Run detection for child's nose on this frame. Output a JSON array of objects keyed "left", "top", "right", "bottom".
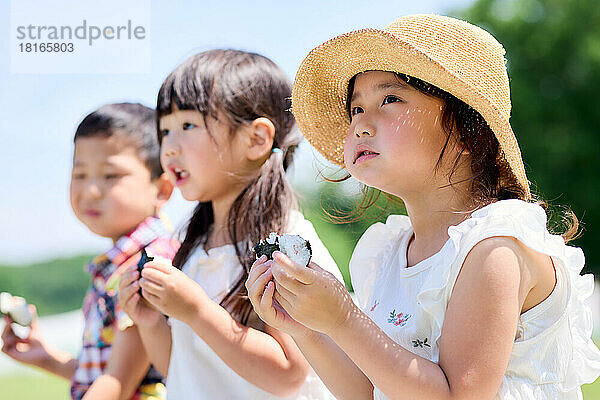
[
  {"left": 83, "top": 181, "right": 102, "bottom": 199},
  {"left": 160, "top": 134, "right": 182, "bottom": 158},
  {"left": 163, "top": 147, "right": 181, "bottom": 157},
  {"left": 353, "top": 113, "right": 377, "bottom": 138},
  {"left": 354, "top": 122, "right": 376, "bottom": 138}
]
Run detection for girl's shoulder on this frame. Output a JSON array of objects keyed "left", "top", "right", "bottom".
[
  {"left": 446, "top": 200, "right": 600, "bottom": 394},
  {"left": 441, "top": 199, "right": 564, "bottom": 299},
  {"left": 453, "top": 199, "right": 548, "bottom": 239}
]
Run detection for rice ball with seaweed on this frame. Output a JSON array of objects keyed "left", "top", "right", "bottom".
[
  {"left": 253, "top": 232, "right": 281, "bottom": 260},
  {"left": 253, "top": 232, "right": 312, "bottom": 266},
  {"left": 279, "top": 234, "right": 312, "bottom": 266}
]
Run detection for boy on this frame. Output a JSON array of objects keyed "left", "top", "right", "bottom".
[{"left": 1, "top": 103, "right": 179, "bottom": 399}]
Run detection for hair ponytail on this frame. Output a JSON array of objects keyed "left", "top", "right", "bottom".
[{"left": 223, "top": 148, "right": 298, "bottom": 322}]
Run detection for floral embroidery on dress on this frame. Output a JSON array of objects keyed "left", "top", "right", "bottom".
[
  {"left": 370, "top": 300, "right": 379, "bottom": 312},
  {"left": 412, "top": 338, "right": 431, "bottom": 348},
  {"left": 388, "top": 309, "right": 411, "bottom": 326}
]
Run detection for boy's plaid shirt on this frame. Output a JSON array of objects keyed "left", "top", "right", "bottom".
[{"left": 70, "top": 216, "right": 179, "bottom": 400}]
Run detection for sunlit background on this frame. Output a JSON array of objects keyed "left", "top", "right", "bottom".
[{"left": 2, "top": 0, "right": 599, "bottom": 398}]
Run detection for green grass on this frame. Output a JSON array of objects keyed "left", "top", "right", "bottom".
[
  {"left": 583, "top": 376, "right": 600, "bottom": 399},
  {"left": 0, "top": 371, "right": 70, "bottom": 400}
]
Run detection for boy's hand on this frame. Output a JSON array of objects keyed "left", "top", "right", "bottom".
[
  {"left": 118, "top": 266, "right": 162, "bottom": 328},
  {"left": 270, "top": 251, "right": 355, "bottom": 336},
  {"left": 139, "top": 260, "right": 208, "bottom": 323},
  {"left": 246, "top": 255, "right": 313, "bottom": 339},
  {"left": 1, "top": 305, "right": 50, "bottom": 367}
]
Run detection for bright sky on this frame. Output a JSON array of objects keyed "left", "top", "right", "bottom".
[{"left": 0, "top": 0, "right": 473, "bottom": 265}]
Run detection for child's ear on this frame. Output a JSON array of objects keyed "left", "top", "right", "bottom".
[
  {"left": 245, "top": 117, "right": 275, "bottom": 161},
  {"left": 153, "top": 173, "right": 174, "bottom": 210}
]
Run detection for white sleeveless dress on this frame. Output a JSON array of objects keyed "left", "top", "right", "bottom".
[
  {"left": 166, "top": 211, "right": 340, "bottom": 399},
  {"left": 349, "top": 199, "right": 600, "bottom": 399}
]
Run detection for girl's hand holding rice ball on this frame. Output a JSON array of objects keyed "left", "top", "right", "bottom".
[
  {"left": 119, "top": 249, "right": 211, "bottom": 325},
  {"left": 248, "top": 233, "right": 354, "bottom": 338}
]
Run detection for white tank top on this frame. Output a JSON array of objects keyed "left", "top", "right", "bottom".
[
  {"left": 349, "top": 199, "right": 600, "bottom": 400},
  {"left": 166, "top": 212, "right": 340, "bottom": 399}
]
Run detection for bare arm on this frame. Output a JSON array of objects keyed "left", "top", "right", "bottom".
[
  {"left": 181, "top": 295, "right": 309, "bottom": 397},
  {"left": 270, "top": 239, "right": 531, "bottom": 400},
  {"left": 293, "top": 330, "right": 374, "bottom": 400},
  {"left": 246, "top": 257, "right": 373, "bottom": 399},
  {"left": 82, "top": 326, "right": 151, "bottom": 400},
  {"left": 118, "top": 266, "right": 172, "bottom": 377},
  {"left": 138, "top": 260, "right": 310, "bottom": 398},
  {"left": 137, "top": 314, "right": 172, "bottom": 377},
  {"left": 36, "top": 345, "right": 78, "bottom": 380},
  {"left": 1, "top": 308, "right": 77, "bottom": 380}
]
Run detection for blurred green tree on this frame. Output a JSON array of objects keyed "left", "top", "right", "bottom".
[
  {"left": 308, "top": 0, "right": 600, "bottom": 282},
  {"left": 456, "top": 0, "right": 600, "bottom": 274}
]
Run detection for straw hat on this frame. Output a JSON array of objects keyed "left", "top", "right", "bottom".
[{"left": 292, "top": 14, "right": 530, "bottom": 199}]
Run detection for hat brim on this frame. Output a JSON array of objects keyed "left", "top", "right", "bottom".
[{"left": 292, "top": 28, "right": 529, "bottom": 198}]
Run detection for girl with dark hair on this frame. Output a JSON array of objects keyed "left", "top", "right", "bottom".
[
  {"left": 247, "top": 15, "right": 600, "bottom": 400},
  {"left": 118, "top": 49, "right": 342, "bottom": 399}
]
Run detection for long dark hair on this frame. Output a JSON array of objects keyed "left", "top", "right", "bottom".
[
  {"left": 332, "top": 72, "right": 579, "bottom": 243},
  {"left": 157, "top": 49, "right": 300, "bottom": 323}
]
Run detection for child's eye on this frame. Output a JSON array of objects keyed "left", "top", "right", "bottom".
[
  {"left": 160, "top": 129, "right": 170, "bottom": 137},
  {"left": 183, "top": 122, "right": 196, "bottom": 131},
  {"left": 72, "top": 173, "right": 85, "bottom": 180},
  {"left": 382, "top": 95, "right": 402, "bottom": 105},
  {"left": 104, "top": 174, "right": 121, "bottom": 180},
  {"left": 350, "top": 106, "right": 364, "bottom": 118}
]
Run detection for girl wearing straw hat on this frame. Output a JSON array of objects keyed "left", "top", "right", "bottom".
[{"left": 247, "top": 14, "right": 600, "bottom": 400}]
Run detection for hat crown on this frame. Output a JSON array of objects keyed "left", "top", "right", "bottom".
[{"left": 385, "top": 14, "right": 512, "bottom": 118}]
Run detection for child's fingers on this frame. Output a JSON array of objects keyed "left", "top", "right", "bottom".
[
  {"left": 271, "top": 263, "right": 305, "bottom": 294},
  {"left": 250, "top": 255, "right": 268, "bottom": 271},
  {"left": 273, "top": 280, "right": 297, "bottom": 303},
  {"left": 272, "top": 288, "right": 295, "bottom": 316},
  {"left": 1, "top": 339, "right": 15, "bottom": 357},
  {"left": 272, "top": 251, "right": 315, "bottom": 285},
  {"left": 248, "top": 268, "right": 273, "bottom": 307},
  {"left": 119, "top": 267, "right": 139, "bottom": 287},
  {"left": 124, "top": 291, "right": 141, "bottom": 312},
  {"left": 141, "top": 267, "right": 169, "bottom": 284},
  {"left": 143, "top": 260, "right": 173, "bottom": 274},
  {"left": 141, "top": 290, "right": 161, "bottom": 308},
  {"left": 119, "top": 279, "right": 139, "bottom": 303},
  {"left": 139, "top": 278, "right": 163, "bottom": 297},
  {"left": 246, "top": 259, "right": 271, "bottom": 290},
  {"left": 28, "top": 305, "right": 39, "bottom": 332},
  {"left": 260, "top": 281, "right": 277, "bottom": 315},
  {"left": 306, "top": 261, "right": 327, "bottom": 275},
  {"left": 1, "top": 321, "right": 16, "bottom": 347}
]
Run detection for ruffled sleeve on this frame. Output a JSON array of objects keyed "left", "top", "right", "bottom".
[
  {"left": 414, "top": 199, "right": 600, "bottom": 396},
  {"left": 557, "top": 245, "right": 600, "bottom": 391},
  {"left": 349, "top": 214, "right": 411, "bottom": 311}
]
